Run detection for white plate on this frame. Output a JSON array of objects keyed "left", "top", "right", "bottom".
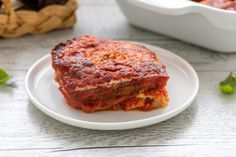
[{"left": 25, "top": 43, "right": 199, "bottom": 130}]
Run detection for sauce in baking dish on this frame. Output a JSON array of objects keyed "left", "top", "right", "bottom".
[{"left": 194, "top": 0, "right": 236, "bottom": 10}]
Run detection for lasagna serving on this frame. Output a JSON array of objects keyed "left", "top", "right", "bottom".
[
  {"left": 51, "top": 35, "right": 169, "bottom": 112},
  {"left": 193, "top": 0, "right": 236, "bottom": 10}
]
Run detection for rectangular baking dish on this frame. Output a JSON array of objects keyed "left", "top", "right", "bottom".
[{"left": 116, "top": 0, "right": 236, "bottom": 53}]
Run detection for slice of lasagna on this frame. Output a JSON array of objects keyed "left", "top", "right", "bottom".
[{"left": 51, "top": 35, "right": 169, "bottom": 112}]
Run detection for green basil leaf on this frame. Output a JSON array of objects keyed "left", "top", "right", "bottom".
[
  {"left": 220, "top": 72, "right": 236, "bottom": 94},
  {"left": 0, "top": 68, "right": 10, "bottom": 85}
]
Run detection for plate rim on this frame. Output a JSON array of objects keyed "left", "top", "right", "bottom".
[{"left": 25, "top": 43, "right": 199, "bottom": 130}]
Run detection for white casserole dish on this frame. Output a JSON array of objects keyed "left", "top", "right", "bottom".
[{"left": 116, "top": 0, "right": 236, "bottom": 53}]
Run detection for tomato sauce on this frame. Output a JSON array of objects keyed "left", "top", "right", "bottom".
[{"left": 194, "top": 0, "right": 236, "bottom": 10}]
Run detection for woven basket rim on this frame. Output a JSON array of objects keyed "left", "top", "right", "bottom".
[{"left": 0, "top": 0, "right": 78, "bottom": 38}]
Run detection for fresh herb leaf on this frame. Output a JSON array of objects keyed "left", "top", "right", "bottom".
[
  {"left": 220, "top": 84, "right": 234, "bottom": 94},
  {"left": 0, "top": 68, "right": 10, "bottom": 85},
  {"left": 220, "top": 72, "right": 236, "bottom": 94}
]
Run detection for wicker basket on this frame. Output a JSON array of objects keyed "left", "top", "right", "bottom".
[{"left": 0, "top": 0, "right": 78, "bottom": 38}]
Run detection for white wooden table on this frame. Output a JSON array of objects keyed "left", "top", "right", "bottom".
[{"left": 1, "top": 0, "right": 236, "bottom": 156}]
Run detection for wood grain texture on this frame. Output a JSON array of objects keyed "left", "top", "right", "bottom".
[{"left": 0, "top": 0, "right": 236, "bottom": 156}]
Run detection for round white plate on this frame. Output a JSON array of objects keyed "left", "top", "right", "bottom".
[{"left": 25, "top": 43, "right": 199, "bottom": 130}]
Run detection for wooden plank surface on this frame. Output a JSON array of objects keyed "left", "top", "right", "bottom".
[{"left": 0, "top": 0, "right": 236, "bottom": 156}]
